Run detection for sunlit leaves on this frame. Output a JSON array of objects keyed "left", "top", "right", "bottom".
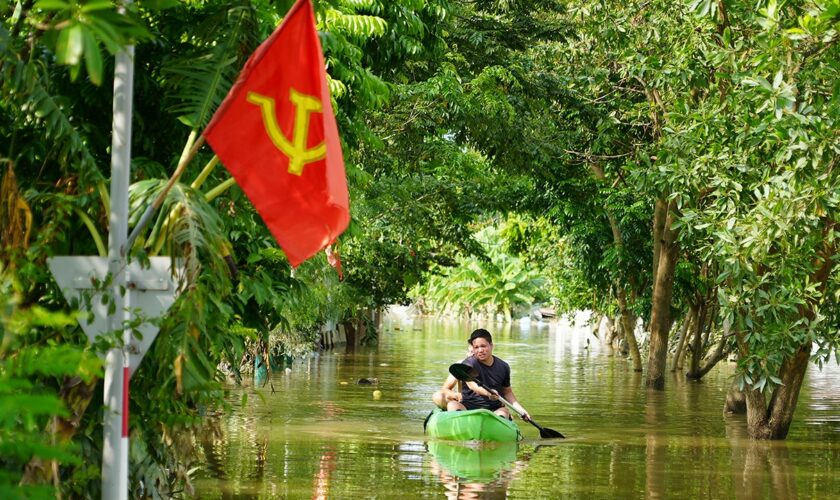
[
  {"left": 55, "top": 24, "right": 84, "bottom": 66},
  {"left": 136, "top": 0, "right": 181, "bottom": 10},
  {"left": 785, "top": 0, "right": 840, "bottom": 45},
  {"left": 415, "top": 224, "right": 546, "bottom": 320},
  {"left": 741, "top": 70, "right": 798, "bottom": 119},
  {"left": 32, "top": 0, "right": 150, "bottom": 85},
  {"left": 324, "top": 9, "right": 387, "bottom": 37},
  {"left": 340, "top": 0, "right": 382, "bottom": 10},
  {"left": 688, "top": 0, "right": 717, "bottom": 19},
  {"left": 758, "top": 0, "right": 781, "bottom": 31}
]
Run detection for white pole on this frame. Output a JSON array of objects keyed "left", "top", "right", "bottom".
[{"left": 104, "top": 19, "right": 134, "bottom": 499}]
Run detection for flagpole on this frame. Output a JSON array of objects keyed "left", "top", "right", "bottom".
[{"left": 104, "top": 1, "right": 134, "bottom": 497}]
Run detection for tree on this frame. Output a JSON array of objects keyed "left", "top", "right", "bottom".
[
  {"left": 546, "top": 0, "right": 839, "bottom": 434},
  {"left": 416, "top": 222, "right": 546, "bottom": 321},
  {"left": 2, "top": 0, "right": 464, "bottom": 492}
]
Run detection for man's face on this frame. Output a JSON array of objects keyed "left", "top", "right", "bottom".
[{"left": 470, "top": 337, "right": 493, "bottom": 363}]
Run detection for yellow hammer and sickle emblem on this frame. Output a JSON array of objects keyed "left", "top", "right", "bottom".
[{"left": 247, "top": 89, "right": 326, "bottom": 176}]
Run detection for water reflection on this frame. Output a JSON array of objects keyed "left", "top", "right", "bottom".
[
  {"left": 427, "top": 441, "right": 518, "bottom": 481},
  {"left": 312, "top": 444, "right": 337, "bottom": 500},
  {"left": 724, "top": 417, "right": 798, "bottom": 500},
  {"left": 427, "top": 441, "right": 524, "bottom": 499},
  {"left": 645, "top": 391, "right": 666, "bottom": 499}
]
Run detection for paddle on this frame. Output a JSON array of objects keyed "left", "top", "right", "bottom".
[{"left": 449, "top": 363, "right": 565, "bottom": 439}]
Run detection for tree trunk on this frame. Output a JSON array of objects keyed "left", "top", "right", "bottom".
[
  {"left": 686, "top": 334, "right": 729, "bottom": 380},
  {"left": 737, "top": 333, "right": 811, "bottom": 439},
  {"left": 723, "top": 382, "right": 746, "bottom": 415},
  {"left": 601, "top": 315, "right": 618, "bottom": 347},
  {"left": 373, "top": 308, "right": 382, "bottom": 332},
  {"left": 686, "top": 305, "right": 729, "bottom": 380},
  {"left": 342, "top": 319, "right": 357, "bottom": 349},
  {"left": 616, "top": 286, "right": 642, "bottom": 371},
  {"left": 590, "top": 313, "right": 601, "bottom": 341},
  {"left": 671, "top": 311, "right": 693, "bottom": 372},
  {"left": 647, "top": 199, "right": 679, "bottom": 390},
  {"left": 701, "top": 301, "right": 717, "bottom": 348},
  {"left": 589, "top": 163, "right": 643, "bottom": 369},
  {"left": 651, "top": 198, "right": 667, "bottom": 297},
  {"left": 762, "top": 345, "right": 811, "bottom": 439},
  {"left": 688, "top": 302, "right": 707, "bottom": 375},
  {"left": 356, "top": 310, "right": 366, "bottom": 343}
]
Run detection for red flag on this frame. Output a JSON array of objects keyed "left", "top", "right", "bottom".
[{"left": 204, "top": 0, "right": 349, "bottom": 267}]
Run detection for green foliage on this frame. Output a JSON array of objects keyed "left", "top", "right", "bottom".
[
  {"left": 30, "top": 0, "right": 150, "bottom": 85},
  {"left": 3, "top": 0, "right": 481, "bottom": 493},
  {"left": 0, "top": 27, "right": 102, "bottom": 186},
  {"left": 128, "top": 178, "right": 230, "bottom": 278},
  {"left": 5, "top": 0, "right": 837, "bottom": 491},
  {"left": 415, "top": 223, "right": 546, "bottom": 320},
  {"left": 0, "top": 268, "right": 102, "bottom": 498},
  {"left": 390, "top": 0, "right": 839, "bottom": 402},
  {"left": 272, "top": 257, "right": 349, "bottom": 354},
  {"left": 670, "top": 0, "right": 839, "bottom": 388},
  {"left": 158, "top": 3, "right": 260, "bottom": 129},
  {"left": 551, "top": 0, "right": 840, "bottom": 391}
]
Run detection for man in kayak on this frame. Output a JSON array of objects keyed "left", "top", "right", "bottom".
[
  {"left": 447, "top": 329, "right": 530, "bottom": 422},
  {"left": 432, "top": 343, "right": 474, "bottom": 409}
]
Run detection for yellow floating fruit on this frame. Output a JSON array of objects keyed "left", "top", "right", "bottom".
[{"left": 372, "top": 390, "right": 382, "bottom": 400}]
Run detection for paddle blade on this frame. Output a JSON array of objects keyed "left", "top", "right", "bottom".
[
  {"left": 539, "top": 427, "right": 565, "bottom": 439},
  {"left": 526, "top": 417, "right": 565, "bottom": 439},
  {"left": 448, "top": 363, "right": 478, "bottom": 382}
]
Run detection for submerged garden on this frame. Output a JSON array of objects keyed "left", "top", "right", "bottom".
[{"left": 1, "top": 0, "right": 839, "bottom": 497}]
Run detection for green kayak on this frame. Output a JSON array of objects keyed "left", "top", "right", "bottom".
[
  {"left": 425, "top": 408, "right": 522, "bottom": 442},
  {"left": 428, "top": 440, "right": 518, "bottom": 481}
]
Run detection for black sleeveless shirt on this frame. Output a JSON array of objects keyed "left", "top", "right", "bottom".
[{"left": 459, "top": 355, "right": 510, "bottom": 411}]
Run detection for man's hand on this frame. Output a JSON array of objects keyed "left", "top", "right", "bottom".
[
  {"left": 511, "top": 401, "right": 530, "bottom": 421},
  {"left": 446, "top": 392, "right": 462, "bottom": 402}
]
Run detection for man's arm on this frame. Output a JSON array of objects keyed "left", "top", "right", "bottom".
[
  {"left": 441, "top": 374, "right": 461, "bottom": 401},
  {"left": 500, "top": 386, "right": 530, "bottom": 421},
  {"left": 466, "top": 380, "right": 497, "bottom": 400}
]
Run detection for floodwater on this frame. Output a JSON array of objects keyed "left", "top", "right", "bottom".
[{"left": 194, "top": 315, "right": 840, "bottom": 498}]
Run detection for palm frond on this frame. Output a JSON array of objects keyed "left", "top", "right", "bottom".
[
  {"left": 128, "top": 179, "right": 230, "bottom": 289},
  {"left": 1, "top": 27, "right": 101, "bottom": 185},
  {"left": 163, "top": 54, "right": 239, "bottom": 129},
  {"left": 161, "top": 5, "right": 259, "bottom": 129}
]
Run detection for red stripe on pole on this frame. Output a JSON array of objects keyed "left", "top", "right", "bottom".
[{"left": 122, "top": 366, "right": 129, "bottom": 438}]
